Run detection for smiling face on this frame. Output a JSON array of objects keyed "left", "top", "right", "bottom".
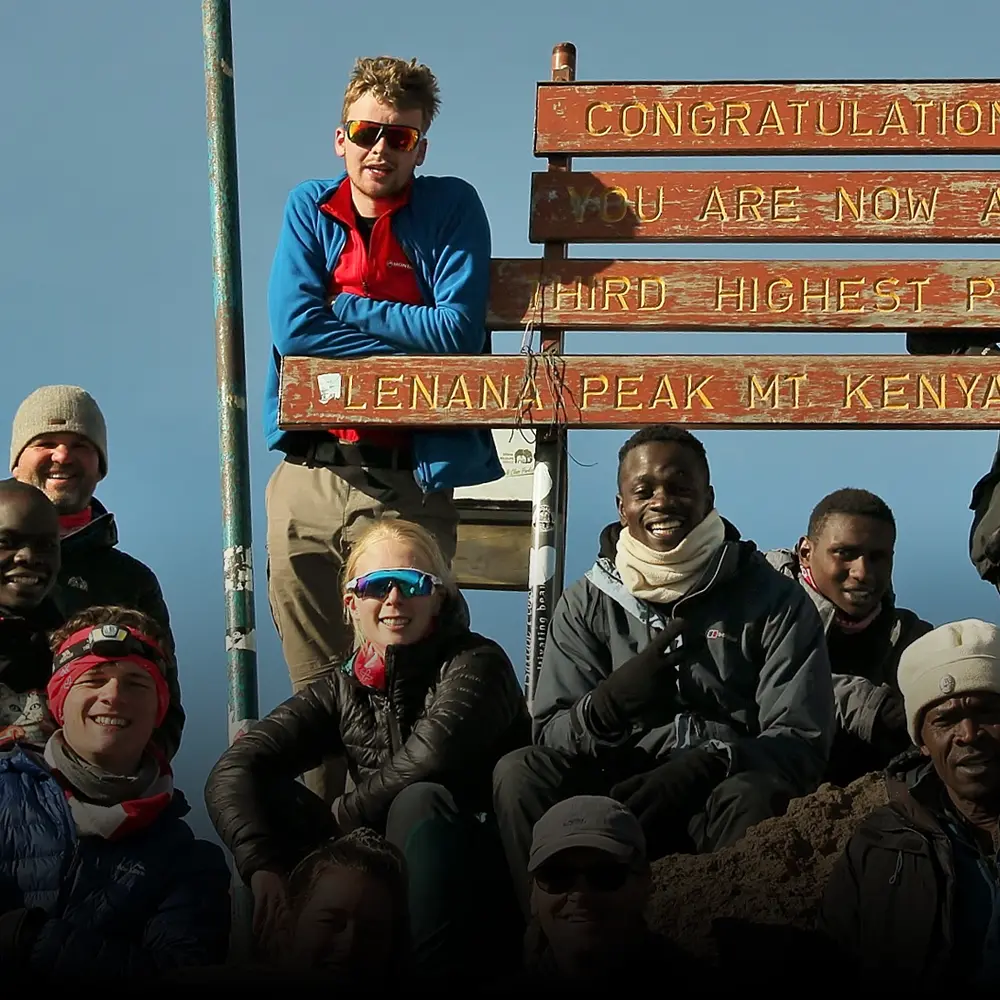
[
  {"left": 344, "top": 537, "right": 443, "bottom": 654},
  {"left": 531, "top": 846, "right": 650, "bottom": 970},
  {"left": 616, "top": 441, "right": 714, "bottom": 552},
  {"left": 13, "top": 432, "right": 101, "bottom": 515},
  {"left": 919, "top": 691, "right": 1000, "bottom": 815},
  {"left": 0, "top": 487, "right": 60, "bottom": 611},
  {"left": 293, "top": 866, "right": 397, "bottom": 979},
  {"left": 334, "top": 93, "right": 427, "bottom": 217},
  {"left": 60, "top": 660, "right": 160, "bottom": 773},
  {"left": 799, "top": 513, "right": 894, "bottom": 620}
]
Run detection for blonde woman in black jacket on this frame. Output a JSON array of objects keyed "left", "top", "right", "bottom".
[{"left": 205, "top": 518, "right": 529, "bottom": 982}]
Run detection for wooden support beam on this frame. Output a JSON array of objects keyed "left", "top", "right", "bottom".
[
  {"left": 279, "top": 354, "right": 1000, "bottom": 430},
  {"left": 529, "top": 170, "right": 1000, "bottom": 243},
  {"left": 535, "top": 82, "right": 1000, "bottom": 155},
  {"left": 486, "top": 258, "right": 1000, "bottom": 331}
]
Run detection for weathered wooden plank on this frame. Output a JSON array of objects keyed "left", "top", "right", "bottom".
[
  {"left": 278, "top": 355, "right": 1000, "bottom": 430},
  {"left": 487, "top": 258, "right": 1000, "bottom": 331},
  {"left": 535, "top": 82, "right": 1000, "bottom": 155},
  {"left": 453, "top": 522, "right": 532, "bottom": 591},
  {"left": 530, "top": 170, "right": 1000, "bottom": 242}
]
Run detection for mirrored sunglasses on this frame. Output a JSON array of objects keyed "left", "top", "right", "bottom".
[
  {"left": 533, "top": 860, "right": 634, "bottom": 894},
  {"left": 344, "top": 119, "right": 423, "bottom": 152},
  {"left": 346, "top": 568, "right": 442, "bottom": 600}
]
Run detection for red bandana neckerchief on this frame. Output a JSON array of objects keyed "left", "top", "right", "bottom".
[
  {"left": 58, "top": 507, "right": 93, "bottom": 537},
  {"left": 353, "top": 643, "right": 387, "bottom": 691},
  {"left": 801, "top": 566, "right": 882, "bottom": 633},
  {"left": 43, "top": 733, "right": 174, "bottom": 840}
]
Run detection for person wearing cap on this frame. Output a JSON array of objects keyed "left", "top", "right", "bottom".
[
  {"left": 9, "top": 385, "right": 183, "bottom": 759},
  {"left": 818, "top": 618, "right": 1000, "bottom": 986},
  {"left": 0, "top": 479, "right": 63, "bottom": 747},
  {"left": 511, "top": 795, "right": 699, "bottom": 987},
  {"left": 0, "top": 604, "right": 230, "bottom": 983}
]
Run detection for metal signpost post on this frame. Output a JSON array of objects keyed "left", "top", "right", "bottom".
[{"left": 202, "top": 0, "right": 258, "bottom": 954}]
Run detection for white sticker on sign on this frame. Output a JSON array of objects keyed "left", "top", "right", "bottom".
[{"left": 317, "top": 373, "right": 343, "bottom": 404}]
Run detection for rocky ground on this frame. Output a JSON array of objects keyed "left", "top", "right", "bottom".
[{"left": 647, "top": 772, "right": 890, "bottom": 959}]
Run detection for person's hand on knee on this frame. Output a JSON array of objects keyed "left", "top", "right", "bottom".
[{"left": 610, "top": 748, "right": 728, "bottom": 852}]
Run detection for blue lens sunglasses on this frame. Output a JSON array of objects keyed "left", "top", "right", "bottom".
[{"left": 346, "top": 568, "right": 443, "bottom": 600}]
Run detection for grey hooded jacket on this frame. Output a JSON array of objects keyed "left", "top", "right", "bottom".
[
  {"left": 764, "top": 548, "right": 933, "bottom": 743},
  {"left": 533, "top": 520, "right": 836, "bottom": 796}
]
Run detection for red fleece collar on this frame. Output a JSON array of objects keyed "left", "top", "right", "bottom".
[
  {"left": 801, "top": 566, "right": 882, "bottom": 633},
  {"left": 58, "top": 507, "right": 93, "bottom": 536}
]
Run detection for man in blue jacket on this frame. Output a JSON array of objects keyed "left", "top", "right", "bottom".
[{"left": 265, "top": 55, "right": 502, "bottom": 802}]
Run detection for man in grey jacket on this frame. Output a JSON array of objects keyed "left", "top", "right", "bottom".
[
  {"left": 765, "top": 487, "right": 932, "bottom": 786},
  {"left": 493, "top": 426, "right": 835, "bottom": 914}
]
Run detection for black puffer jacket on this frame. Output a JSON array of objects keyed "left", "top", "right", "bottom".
[
  {"left": 59, "top": 499, "right": 183, "bottom": 760},
  {"left": 205, "top": 599, "right": 530, "bottom": 880}
]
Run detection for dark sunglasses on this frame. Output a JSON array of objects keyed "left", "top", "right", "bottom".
[
  {"left": 344, "top": 119, "right": 423, "bottom": 153},
  {"left": 533, "top": 861, "right": 634, "bottom": 894},
  {"left": 346, "top": 568, "right": 442, "bottom": 601}
]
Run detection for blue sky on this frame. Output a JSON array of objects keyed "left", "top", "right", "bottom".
[{"left": 3, "top": 0, "right": 999, "bottom": 837}]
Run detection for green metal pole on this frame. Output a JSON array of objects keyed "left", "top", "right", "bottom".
[{"left": 202, "top": 0, "right": 258, "bottom": 958}]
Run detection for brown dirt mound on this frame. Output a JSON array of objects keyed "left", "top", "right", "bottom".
[{"left": 647, "top": 772, "right": 889, "bottom": 956}]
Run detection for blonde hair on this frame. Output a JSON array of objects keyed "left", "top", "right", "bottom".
[
  {"left": 342, "top": 56, "right": 440, "bottom": 130},
  {"left": 343, "top": 519, "right": 457, "bottom": 645}
]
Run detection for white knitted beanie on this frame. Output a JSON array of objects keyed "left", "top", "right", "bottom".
[
  {"left": 897, "top": 618, "right": 1000, "bottom": 744},
  {"left": 10, "top": 385, "right": 108, "bottom": 477}
]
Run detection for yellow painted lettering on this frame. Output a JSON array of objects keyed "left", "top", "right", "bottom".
[
  {"left": 375, "top": 375, "right": 404, "bottom": 410},
  {"left": 844, "top": 374, "right": 874, "bottom": 408},
  {"left": 616, "top": 376, "right": 644, "bottom": 410},
  {"left": 685, "top": 375, "right": 714, "bottom": 409},
  {"left": 650, "top": 375, "right": 679, "bottom": 409},
  {"left": 882, "top": 374, "right": 911, "bottom": 410}
]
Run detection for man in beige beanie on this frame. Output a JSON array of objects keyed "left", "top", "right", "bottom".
[
  {"left": 818, "top": 618, "right": 1000, "bottom": 987},
  {"left": 9, "top": 385, "right": 184, "bottom": 758}
]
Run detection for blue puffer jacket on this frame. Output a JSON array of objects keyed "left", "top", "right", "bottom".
[
  {"left": 266, "top": 172, "right": 504, "bottom": 493},
  {"left": 0, "top": 745, "right": 231, "bottom": 979}
]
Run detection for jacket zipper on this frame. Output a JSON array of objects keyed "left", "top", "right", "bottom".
[
  {"left": 54, "top": 839, "right": 82, "bottom": 917},
  {"left": 670, "top": 546, "right": 728, "bottom": 620}
]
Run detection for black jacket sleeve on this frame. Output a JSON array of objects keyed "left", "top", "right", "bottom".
[
  {"left": 203, "top": 680, "right": 345, "bottom": 881},
  {"left": 339, "top": 642, "right": 526, "bottom": 831}
]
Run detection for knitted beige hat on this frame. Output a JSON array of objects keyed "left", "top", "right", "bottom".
[
  {"left": 10, "top": 385, "right": 108, "bottom": 477},
  {"left": 897, "top": 618, "right": 1000, "bottom": 744}
]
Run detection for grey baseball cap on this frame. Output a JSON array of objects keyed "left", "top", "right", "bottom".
[{"left": 527, "top": 795, "right": 647, "bottom": 873}]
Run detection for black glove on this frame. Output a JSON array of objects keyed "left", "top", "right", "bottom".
[
  {"left": 876, "top": 691, "right": 906, "bottom": 733},
  {"left": 610, "top": 747, "right": 729, "bottom": 841},
  {"left": 587, "top": 619, "right": 698, "bottom": 737},
  {"left": 0, "top": 907, "right": 47, "bottom": 967}
]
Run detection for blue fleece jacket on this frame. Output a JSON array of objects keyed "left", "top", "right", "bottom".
[{"left": 266, "top": 171, "right": 504, "bottom": 493}]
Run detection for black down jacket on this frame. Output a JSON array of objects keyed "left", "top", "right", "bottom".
[{"left": 205, "top": 602, "right": 530, "bottom": 880}]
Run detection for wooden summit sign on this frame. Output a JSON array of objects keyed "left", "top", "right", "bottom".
[
  {"left": 279, "top": 355, "right": 1000, "bottom": 430},
  {"left": 530, "top": 170, "right": 1000, "bottom": 242},
  {"left": 487, "top": 259, "right": 1000, "bottom": 330},
  {"left": 535, "top": 82, "right": 1000, "bottom": 155}
]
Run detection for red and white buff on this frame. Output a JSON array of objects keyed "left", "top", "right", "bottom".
[{"left": 43, "top": 733, "right": 174, "bottom": 840}]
